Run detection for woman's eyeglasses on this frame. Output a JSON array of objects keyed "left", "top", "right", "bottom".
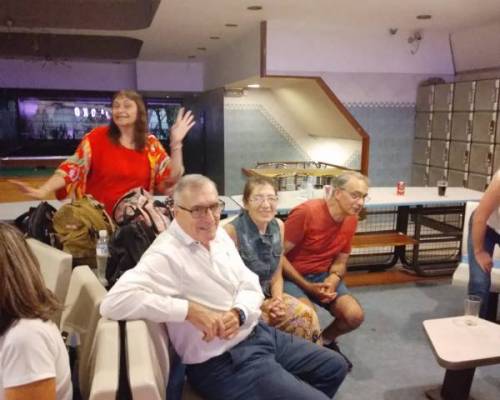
[{"left": 249, "top": 195, "right": 279, "bottom": 204}]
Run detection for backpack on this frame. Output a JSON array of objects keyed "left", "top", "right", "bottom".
[
  {"left": 111, "top": 187, "right": 172, "bottom": 234},
  {"left": 106, "top": 220, "right": 156, "bottom": 287},
  {"left": 14, "top": 201, "right": 58, "bottom": 246},
  {"left": 52, "top": 195, "right": 115, "bottom": 265}
]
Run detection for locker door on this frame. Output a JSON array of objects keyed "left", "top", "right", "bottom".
[
  {"left": 411, "top": 164, "right": 428, "bottom": 186},
  {"left": 416, "top": 86, "right": 434, "bottom": 112},
  {"left": 474, "top": 79, "right": 499, "bottom": 111},
  {"left": 415, "top": 113, "right": 432, "bottom": 139},
  {"left": 454, "top": 81, "right": 475, "bottom": 112},
  {"left": 448, "top": 141, "right": 469, "bottom": 171},
  {"left": 433, "top": 83, "right": 454, "bottom": 112},
  {"left": 429, "top": 140, "right": 448, "bottom": 168},
  {"left": 496, "top": 111, "right": 500, "bottom": 143},
  {"left": 450, "top": 112, "right": 471, "bottom": 141},
  {"left": 448, "top": 170, "right": 466, "bottom": 187},
  {"left": 413, "top": 139, "right": 430, "bottom": 164},
  {"left": 467, "top": 173, "right": 489, "bottom": 192},
  {"left": 432, "top": 112, "right": 451, "bottom": 140},
  {"left": 469, "top": 143, "right": 493, "bottom": 174},
  {"left": 492, "top": 145, "right": 500, "bottom": 173},
  {"left": 428, "top": 167, "right": 447, "bottom": 186},
  {"left": 471, "top": 112, "right": 496, "bottom": 143}
]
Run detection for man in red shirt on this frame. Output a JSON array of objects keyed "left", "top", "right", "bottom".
[{"left": 283, "top": 171, "right": 368, "bottom": 366}]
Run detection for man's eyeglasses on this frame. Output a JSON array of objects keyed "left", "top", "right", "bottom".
[
  {"left": 249, "top": 195, "right": 279, "bottom": 204},
  {"left": 177, "top": 200, "right": 225, "bottom": 219},
  {"left": 339, "top": 188, "right": 370, "bottom": 202}
]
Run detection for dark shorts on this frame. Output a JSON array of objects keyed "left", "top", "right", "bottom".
[{"left": 283, "top": 271, "right": 350, "bottom": 310}]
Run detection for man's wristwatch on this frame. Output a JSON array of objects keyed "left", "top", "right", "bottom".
[
  {"left": 331, "top": 270, "right": 343, "bottom": 280},
  {"left": 234, "top": 308, "right": 246, "bottom": 326}
]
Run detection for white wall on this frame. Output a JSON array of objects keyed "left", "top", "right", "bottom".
[
  {"left": 322, "top": 72, "right": 454, "bottom": 105},
  {"left": 451, "top": 21, "right": 500, "bottom": 73},
  {"left": 265, "top": 20, "right": 454, "bottom": 76},
  {"left": 0, "top": 59, "right": 204, "bottom": 93},
  {"left": 0, "top": 59, "right": 137, "bottom": 90},
  {"left": 136, "top": 60, "right": 203, "bottom": 92},
  {"left": 227, "top": 89, "right": 361, "bottom": 168},
  {"left": 204, "top": 24, "right": 261, "bottom": 90}
]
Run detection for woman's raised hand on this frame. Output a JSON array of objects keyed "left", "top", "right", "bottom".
[
  {"left": 170, "top": 107, "right": 195, "bottom": 146},
  {"left": 8, "top": 180, "right": 48, "bottom": 200}
]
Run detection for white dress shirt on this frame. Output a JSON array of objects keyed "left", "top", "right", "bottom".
[{"left": 100, "top": 219, "right": 264, "bottom": 364}]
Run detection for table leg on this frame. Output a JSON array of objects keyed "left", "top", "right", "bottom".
[{"left": 425, "top": 368, "right": 476, "bottom": 400}]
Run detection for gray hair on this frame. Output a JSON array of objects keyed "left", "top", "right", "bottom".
[
  {"left": 173, "top": 174, "right": 218, "bottom": 204},
  {"left": 332, "top": 171, "right": 369, "bottom": 189}
]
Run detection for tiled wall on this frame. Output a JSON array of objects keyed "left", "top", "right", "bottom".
[
  {"left": 224, "top": 105, "right": 307, "bottom": 195},
  {"left": 224, "top": 101, "right": 416, "bottom": 193},
  {"left": 347, "top": 103, "right": 416, "bottom": 186}
]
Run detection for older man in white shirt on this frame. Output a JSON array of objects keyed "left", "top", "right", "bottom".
[{"left": 100, "top": 174, "right": 347, "bottom": 400}]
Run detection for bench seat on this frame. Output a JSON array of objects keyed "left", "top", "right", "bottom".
[{"left": 352, "top": 231, "right": 417, "bottom": 249}]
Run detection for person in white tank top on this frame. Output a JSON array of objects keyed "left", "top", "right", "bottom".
[
  {"left": 469, "top": 170, "right": 500, "bottom": 319},
  {"left": 0, "top": 223, "right": 72, "bottom": 400}
]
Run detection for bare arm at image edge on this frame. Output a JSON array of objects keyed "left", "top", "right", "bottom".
[{"left": 471, "top": 174, "right": 500, "bottom": 272}]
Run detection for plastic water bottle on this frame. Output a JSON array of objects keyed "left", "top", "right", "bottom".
[{"left": 95, "top": 230, "right": 109, "bottom": 287}]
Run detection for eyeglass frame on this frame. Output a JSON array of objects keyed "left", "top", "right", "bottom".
[
  {"left": 176, "top": 199, "right": 226, "bottom": 218},
  {"left": 338, "top": 187, "right": 370, "bottom": 202},
  {"left": 248, "top": 194, "right": 279, "bottom": 204}
]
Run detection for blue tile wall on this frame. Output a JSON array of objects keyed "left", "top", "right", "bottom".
[
  {"left": 348, "top": 105, "right": 416, "bottom": 186},
  {"left": 224, "top": 107, "right": 307, "bottom": 195}
]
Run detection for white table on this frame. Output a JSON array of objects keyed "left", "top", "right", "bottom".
[
  {"left": 423, "top": 316, "right": 500, "bottom": 400},
  {"left": 232, "top": 187, "right": 484, "bottom": 276},
  {"left": 231, "top": 187, "right": 484, "bottom": 214}
]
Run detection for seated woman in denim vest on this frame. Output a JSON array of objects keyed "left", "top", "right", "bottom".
[{"left": 224, "top": 177, "right": 322, "bottom": 342}]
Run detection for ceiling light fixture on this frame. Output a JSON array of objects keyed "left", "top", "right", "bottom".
[
  {"left": 416, "top": 14, "right": 432, "bottom": 20},
  {"left": 247, "top": 84, "right": 260, "bottom": 88},
  {"left": 197, "top": 47, "right": 207, "bottom": 51},
  {"left": 209, "top": 36, "right": 220, "bottom": 40},
  {"left": 225, "top": 23, "right": 238, "bottom": 28},
  {"left": 247, "top": 6, "right": 262, "bottom": 11}
]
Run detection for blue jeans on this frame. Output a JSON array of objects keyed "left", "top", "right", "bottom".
[
  {"left": 186, "top": 322, "right": 348, "bottom": 400},
  {"left": 467, "top": 213, "right": 500, "bottom": 318},
  {"left": 283, "top": 272, "right": 350, "bottom": 309}
]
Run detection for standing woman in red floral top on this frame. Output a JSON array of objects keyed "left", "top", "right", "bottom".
[{"left": 10, "top": 90, "right": 195, "bottom": 214}]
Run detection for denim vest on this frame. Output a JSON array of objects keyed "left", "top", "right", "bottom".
[{"left": 231, "top": 211, "right": 282, "bottom": 297}]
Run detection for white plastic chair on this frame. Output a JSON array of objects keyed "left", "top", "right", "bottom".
[
  {"left": 60, "top": 265, "right": 107, "bottom": 399},
  {"left": 27, "top": 238, "right": 72, "bottom": 325},
  {"left": 88, "top": 318, "right": 120, "bottom": 400},
  {"left": 125, "top": 320, "right": 203, "bottom": 400}
]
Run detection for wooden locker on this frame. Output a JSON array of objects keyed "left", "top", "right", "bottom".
[
  {"left": 448, "top": 141, "right": 469, "bottom": 171},
  {"left": 471, "top": 112, "right": 496, "bottom": 143},
  {"left": 429, "top": 140, "right": 448, "bottom": 168},
  {"left": 416, "top": 85, "right": 434, "bottom": 112},
  {"left": 450, "top": 112, "right": 471, "bottom": 142},
  {"left": 431, "top": 112, "right": 451, "bottom": 140},
  {"left": 433, "top": 83, "right": 454, "bottom": 112},
  {"left": 474, "top": 79, "right": 499, "bottom": 111},
  {"left": 415, "top": 112, "right": 432, "bottom": 139},
  {"left": 453, "top": 81, "right": 475, "bottom": 112},
  {"left": 413, "top": 138, "right": 430, "bottom": 165},
  {"left": 469, "top": 143, "right": 493, "bottom": 174}
]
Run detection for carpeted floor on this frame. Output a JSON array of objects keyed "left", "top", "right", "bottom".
[{"left": 317, "top": 281, "right": 500, "bottom": 400}]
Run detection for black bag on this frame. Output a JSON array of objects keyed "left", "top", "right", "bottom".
[
  {"left": 106, "top": 220, "right": 156, "bottom": 288},
  {"left": 14, "top": 201, "right": 58, "bottom": 246}
]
